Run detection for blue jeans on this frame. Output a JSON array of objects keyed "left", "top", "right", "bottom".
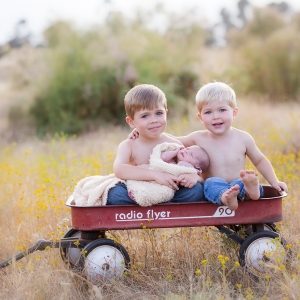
[
  {"left": 204, "top": 177, "right": 264, "bottom": 205},
  {"left": 107, "top": 183, "right": 204, "bottom": 205}
]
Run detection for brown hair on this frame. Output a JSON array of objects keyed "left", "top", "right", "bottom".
[{"left": 124, "top": 84, "right": 167, "bottom": 119}]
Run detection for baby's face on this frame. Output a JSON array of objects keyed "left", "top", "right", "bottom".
[{"left": 177, "top": 146, "right": 202, "bottom": 168}]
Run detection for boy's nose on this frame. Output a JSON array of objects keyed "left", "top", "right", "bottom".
[
  {"left": 212, "top": 112, "right": 219, "bottom": 119},
  {"left": 150, "top": 115, "right": 158, "bottom": 122}
]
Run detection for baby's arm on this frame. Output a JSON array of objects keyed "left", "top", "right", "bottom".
[
  {"left": 245, "top": 134, "right": 288, "bottom": 192},
  {"left": 114, "top": 140, "right": 179, "bottom": 190},
  {"left": 161, "top": 147, "right": 182, "bottom": 163}
]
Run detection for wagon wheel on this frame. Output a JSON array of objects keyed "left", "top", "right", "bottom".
[
  {"left": 239, "top": 231, "right": 289, "bottom": 278},
  {"left": 60, "top": 229, "right": 82, "bottom": 267},
  {"left": 77, "top": 238, "right": 130, "bottom": 283}
]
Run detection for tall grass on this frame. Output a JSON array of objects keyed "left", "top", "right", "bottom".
[{"left": 1, "top": 99, "right": 300, "bottom": 299}]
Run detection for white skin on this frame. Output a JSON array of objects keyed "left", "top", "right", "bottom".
[
  {"left": 114, "top": 104, "right": 201, "bottom": 191},
  {"left": 129, "top": 100, "right": 288, "bottom": 210},
  {"left": 161, "top": 145, "right": 204, "bottom": 170}
]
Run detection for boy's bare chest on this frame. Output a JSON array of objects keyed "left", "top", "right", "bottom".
[{"left": 130, "top": 144, "right": 154, "bottom": 166}]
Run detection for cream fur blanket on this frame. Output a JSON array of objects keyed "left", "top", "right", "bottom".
[{"left": 72, "top": 142, "right": 197, "bottom": 207}]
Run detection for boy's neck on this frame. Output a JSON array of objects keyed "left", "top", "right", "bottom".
[
  {"left": 208, "top": 126, "right": 234, "bottom": 138},
  {"left": 139, "top": 134, "right": 164, "bottom": 144}
]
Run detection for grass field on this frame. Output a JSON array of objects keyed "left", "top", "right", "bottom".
[{"left": 0, "top": 99, "right": 300, "bottom": 299}]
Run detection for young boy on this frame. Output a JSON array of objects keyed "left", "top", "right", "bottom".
[
  {"left": 130, "top": 82, "right": 288, "bottom": 210},
  {"left": 175, "top": 81, "right": 288, "bottom": 210},
  {"left": 107, "top": 84, "right": 204, "bottom": 205},
  {"left": 161, "top": 145, "right": 209, "bottom": 174}
]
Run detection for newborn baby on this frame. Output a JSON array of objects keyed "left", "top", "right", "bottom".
[{"left": 161, "top": 145, "right": 210, "bottom": 174}]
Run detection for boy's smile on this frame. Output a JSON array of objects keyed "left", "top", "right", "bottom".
[
  {"left": 198, "top": 101, "right": 238, "bottom": 135},
  {"left": 126, "top": 104, "right": 167, "bottom": 139}
]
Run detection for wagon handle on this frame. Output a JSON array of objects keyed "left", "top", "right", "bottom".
[{"left": 0, "top": 239, "right": 51, "bottom": 269}]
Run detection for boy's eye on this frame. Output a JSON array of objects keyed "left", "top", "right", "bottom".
[
  {"left": 220, "top": 108, "right": 226, "bottom": 112},
  {"left": 156, "top": 111, "right": 163, "bottom": 115},
  {"left": 204, "top": 111, "right": 211, "bottom": 115},
  {"left": 141, "top": 114, "right": 148, "bottom": 118}
]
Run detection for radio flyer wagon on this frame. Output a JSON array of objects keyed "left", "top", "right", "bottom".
[{"left": 0, "top": 186, "right": 289, "bottom": 282}]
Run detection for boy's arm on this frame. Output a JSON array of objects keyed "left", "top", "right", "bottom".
[
  {"left": 164, "top": 132, "right": 197, "bottom": 147},
  {"left": 246, "top": 134, "right": 288, "bottom": 192},
  {"left": 114, "top": 140, "right": 179, "bottom": 190},
  {"left": 128, "top": 129, "right": 198, "bottom": 147}
]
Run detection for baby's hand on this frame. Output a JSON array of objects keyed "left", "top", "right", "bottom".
[
  {"left": 174, "top": 146, "right": 184, "bottom": 155},
  {"left": 177, "top": 173, "right": 198, "bottom": 188},
  {"left": 128, "top": 129, "right": 139, "bottom": 140}
]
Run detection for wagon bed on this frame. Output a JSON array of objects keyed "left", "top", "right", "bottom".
[{"left": 67, "top": 186, "right": 285, "bottom": 231}]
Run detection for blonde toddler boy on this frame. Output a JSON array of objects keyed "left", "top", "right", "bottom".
[{"left": 174, "top": 81, "right": 288, "bottom": 210}]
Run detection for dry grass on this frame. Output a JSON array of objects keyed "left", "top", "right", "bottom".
[
  {"left": 0, "top": 43, "right": 300, "bottom": 299},
  {"left": 0, "top": 98, "right": 300, "bottom": 299}
]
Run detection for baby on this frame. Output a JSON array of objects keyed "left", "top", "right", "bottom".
[
  {"left": 161, "top": 145, "right": 210, "bottom": 175},
  {"left": 127, "top": 144, "right": 209, "bottom": 203}
]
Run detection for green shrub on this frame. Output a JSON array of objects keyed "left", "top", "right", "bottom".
[
  {"left": 30, "top": 22, "right": 132, "bottom": 135},
  {"left": 30, "top": 13, "right": 204, "bottom": 135},
  {"left": 225, "top": 7, "right": 300, "bottom": 101}
]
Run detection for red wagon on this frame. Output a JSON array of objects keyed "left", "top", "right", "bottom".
[{"left": 0, "top": 186, "right": 289, "bottom": 281}]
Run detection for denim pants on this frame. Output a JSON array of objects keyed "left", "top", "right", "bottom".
[
  {"left": 107, "top": 183, "right": 204, "bottom": 205},
  {"left": 204, "top": 177, "right": 264, "bottom": 205}
]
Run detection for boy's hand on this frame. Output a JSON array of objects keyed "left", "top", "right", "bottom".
[
  {"left": 128, "top": 129, "right": 139, "bottom": 140},
  {"left": 154, "top": 172, "right": 179, "bottom": 190},
  {"left": 273, "top": 181, "right": 288, "bottom": 193},
  {"left": 177, "top": 173, "right": 199, "bottom": 188}
]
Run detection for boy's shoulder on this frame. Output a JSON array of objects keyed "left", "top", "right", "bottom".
[
  {"left": 231, "top": 128, "right": 255, "bottom": 143},
  {"left": 161, "top": 133, "right": 182, "bottom": 145},
  {"left": 232, "top": 128, "right": 253, "bottom": 137},
  {"left": 117, "top": 137, "right": 135, "bottom": 150}
]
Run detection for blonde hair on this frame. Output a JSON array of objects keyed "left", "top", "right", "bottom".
[
  {"left": 124, "top": 84, "right": 167, "bottom": 119},
  {"left": 195, "top": 82, "right": 236, "bottom": 113}
]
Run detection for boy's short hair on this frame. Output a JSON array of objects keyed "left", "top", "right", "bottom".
[
  {"left": 195, "top": 82, "right": 236, "bottom": 113},
  {"left": 124, "top": 84, "right": 167, "bottom": 119}
]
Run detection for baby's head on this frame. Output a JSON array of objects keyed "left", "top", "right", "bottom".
[
  {"left": 124, "top": 84, "right": 167, "bottom": 119},
  {"left": 195, "top": 82, "right": 236, "bottom": 113},
  {"left": 177, "top": 145, "right": 209, "bottom": 173}
]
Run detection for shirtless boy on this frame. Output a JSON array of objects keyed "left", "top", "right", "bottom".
[
  {"left": 107, "top": 84, "right": 204, "bottom": 205},
  {"left": 174, "top": 81, "right": 288, "bottom": 210}
]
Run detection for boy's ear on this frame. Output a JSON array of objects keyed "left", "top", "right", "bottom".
[
  {"left": 197, "top": 112, "right": 203, "bottom": 122},
  {"left": 233, "top": 107, "right": 239, "bottom": 117},
  {"left": 125, "top": 117, "right": 135, "bottom": 129}
]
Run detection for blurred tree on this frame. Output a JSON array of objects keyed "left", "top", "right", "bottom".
[
  {"left": 237, "top": 0, "right": 250, "bottom": 26},
  {"left": 30, "top": 11, "right": 205, "bottom": 135},
  {"left": 225, "top": 7, "right": 300, "bottom": 101}
]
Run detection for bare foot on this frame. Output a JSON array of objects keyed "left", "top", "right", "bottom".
[
  {"left": 221, "top": 185, "right": 240, "bottom": 211},
  {"left": 240, "top": 170, "right": 260, "bottom": 200}
]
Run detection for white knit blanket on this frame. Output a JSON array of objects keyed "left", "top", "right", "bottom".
[{"left": 72, "top": 142, "right": 197, "bottom": 207}]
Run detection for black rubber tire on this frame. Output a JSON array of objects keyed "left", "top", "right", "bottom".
[
  {"left": 77, "top": 238, "right": 130, "bottom": 282},
  {"left": 239, "top": 230, "right": 288, "bottom": 278},
  {"left": 60, "top": 229, "right": 82, "bottom": 267}
]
